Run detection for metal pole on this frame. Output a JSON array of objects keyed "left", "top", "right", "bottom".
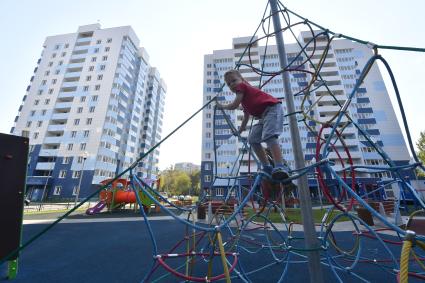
[
  {"left": 74, "top": 153, "right": 88, "bottom": 207},
  {"left": 269, "top": 1, "right": 324, "bottom": 282}
]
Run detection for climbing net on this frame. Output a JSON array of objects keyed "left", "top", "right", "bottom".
[
  {"left": 135, "top": 1, "right": 425, "bottom": 282},
  {"left": 3, "top": 1, "right": 425, "bottom": 282}
]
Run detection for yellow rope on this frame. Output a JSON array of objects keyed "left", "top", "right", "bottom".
[
  {"left": 400, "top": 231, "right": 416, "bottom": 283},
  {"left": 216, "top": 231, "right": 231, "bottom": 283},
  {"left": 399, "top": 240, "right": 412, "bottom": 283}
]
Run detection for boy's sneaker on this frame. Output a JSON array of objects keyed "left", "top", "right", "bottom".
[
  {"left": 271, "top": 165, "right": 290, "bottom": 181},
  {"left": 260, "top": 165, "right": 273, "bottom": 177}
]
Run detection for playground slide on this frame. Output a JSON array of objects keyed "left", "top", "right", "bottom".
[{"left": 86, "top": 201, "right": 107, "bottom": 215}]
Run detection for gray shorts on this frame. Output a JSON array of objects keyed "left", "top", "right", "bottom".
[{"left": 248, "top": 103, "right": 284, "bottom": 144}]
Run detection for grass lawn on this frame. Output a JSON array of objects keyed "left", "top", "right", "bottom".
[{"left": 245, "top": 207, "right": 346, "bottom": 224}]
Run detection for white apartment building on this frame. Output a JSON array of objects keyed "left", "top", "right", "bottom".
[
  {"left": 201, "top": 32, "right": 413, "bottom": 198},
  {"left": 11, "top": 24, "right": 166, "bottom": 201},
  {"left": 174, "top": 162, "right": 201, "bottom": 174}
]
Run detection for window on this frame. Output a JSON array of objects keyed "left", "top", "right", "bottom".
[
  {"left": 80, "top": 96, "right": 86, "bottom": 102},
  {"left": 33, "top": 132, "right": 39, "bottom": 139},
  {"left": 72, "top": 186, "right": 79, "bottom": 196},
  {"left": 94, "top": 48, "right": 99, "bottom": 53},
  {"left": 86, "top": 118, "right": 92, "bottom": 125},
  {"left": 96, "top": 39, "right": 102, "bottom": 44},
  {"left": 107, "top": 38, "right": 112, "bottom": 43},
  {"left": 100, "top": 65, "right": 106, "bottom": 70},
  {"left": 91, "top": 57, "right": 97, "bottom": 62},
  {"left": 30, "top": 110, "right": 35, "bottom": 116},
  {"left": 204, "top": 163, "right": 211, "bottom": 170},
  {"left": 97, "top": 74, "right": 103, "bottom": 80},
  {"left": 216, "top": 188, "right": 224, "bottom": 196},
  {"left": 72, "top": 171, "right": 81, "bottom": 178},
  {"left": 92, "top": 95, "right": 98, "bottom": 101},
  {"left": 55, "top": 44, "right": 60, "bottom": 50},
  {"left": 26, "top": 121, "right": 32, "bottom": 127},
  {"left": 37, "top": 121, "right": 42, "bottom": 127},
  {"left": 59, "top": 170, "right": 66, "bottom": 178},
  {"left": 53, "top": 186, "right": 62, "bottom": 195},
  {"left": 48, "top": 62, "right": 53, "bottom": 67},
  {"left": 80, "top": 143, "right": 86, "bottom": 150},
  {"left": 102, "top": 56, "right": 108, "bottom": 61},
  {"left": 77, "top": 156, "right": 84, "bottom": 163},
  {"left": 205, "top": 153, "right": 211, "bottom": 159},
  {"left": 42, "top": 110, "right": 47, "bottom": 115},
  {"left": 41, "top": 80, "right": 47, "bottom": 85},
  {"left": 95, "top": 85, "right": 100, "bottom": 90},
  {"left": 38, "top": 90, "right": 43, "bottom": 95},
  {"left": 204, "top": 175, "right": 211, "bottom": 182},
  {"left": 34, "top": 100, "right": 39, "bottom": 105},
  {"left": 83, "top": 130, "right": 90, "bottom": 137},
  {"left": 61, "top": 52, "right": 66, "bottom": 57},
  {"left": 74, "top": 119, "right": 80, "bottom": 125},
  {"left": 67, "top": 143, "right": 73, "bottom": 150},
  {"left": 52, "top": 79, "right": 57, "bottom": 84},
  {"left": 77, "top": 107, "right": 83, "bottom": 113},
  {"left": 71, "top": 131, "right": 77, "bottom": 138},
  {"left": 48, "top": 88, "right": 54, "bottom": 94},
  {"left": 63, "top": 156, "right": 71, "bottom": 164},
  {"left": 89, "top": 106, "right": 95, "bottom": 112},
  {"left": 45, "top": 70, "right": 50, "bottom": 76},
  {"left": 65, "top": 43, "right": 69, "bottom": 48},
  {"left": 55, "top": 70, "right": 60, "bottom": 75},
  {"left": 59, "top": 60, "right": 63, "bottom": 66},
  {"left": 89, "top": 66, "right": 94, "bottom": 71},
  {"left": 52, "top": 53, "right": 57, "bottom": 58},
  {"left": 44, "top": 98, "right": 50, "bottom": 105},
  {"left": 86, "top": 76, "right": 91, "bottom": 81},
  {"left": 105, "top": 47, "right": 110, "bottom": 52}
]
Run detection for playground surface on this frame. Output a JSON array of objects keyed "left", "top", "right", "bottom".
[{"left": 1, "top": 212, "right": 422, "bottom": 283}]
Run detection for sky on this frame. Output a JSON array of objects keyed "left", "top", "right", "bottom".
[{"left": 0, "top": 0, "right": 424, "bottom": 170}]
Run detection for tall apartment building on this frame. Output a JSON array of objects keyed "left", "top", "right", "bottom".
[
  {"left": 11, "top": 24, "right": 166, "bottom": 201},
  {"left": 174, "top": 162, "right": 201, "bottom": 174},
  {"left": 201, "top": 32, "right": 413, "bottom": 198}
]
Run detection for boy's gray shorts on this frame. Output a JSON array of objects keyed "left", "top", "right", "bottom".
[{"left": 248, "top": 103, "right": 283, "bottom": 144}]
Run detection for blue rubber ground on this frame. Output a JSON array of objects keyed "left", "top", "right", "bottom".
[{"left": 0, "top": 220, "right": 422, "bottom": 282}]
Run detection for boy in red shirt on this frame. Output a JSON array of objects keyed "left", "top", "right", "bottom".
[{"left": 216, "top": 69, "right": 289, "bottom": 181}]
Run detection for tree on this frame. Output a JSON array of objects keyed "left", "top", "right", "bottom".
[
  {"left": 417, "top": 131, "right": 425, "bottom": 177},
  {"left": 189, "top": 170, "right": 201, "bottom": 195},
  {"left": 159, "top": 168, "right": 200, "bottom": 196}
]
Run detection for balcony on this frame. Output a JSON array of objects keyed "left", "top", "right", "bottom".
[
  {"left": 62, "top": 81, "right": 79, "bottom": 88},
  {"left": 44, "top": 136, "right": 64, "bottom": 144},
  {"left": 47, "top": 124, "right": 66, "bottom": 132},
  {"left": 76, "top": 37, "right": 92, "bottom": 44},
  {"left": 55, "top": 102, "right": 73, "bottom": 110},
  {"left": 73, "top": 45, "right": 89, "bottom": 52},
  {"left": 67, "top": 62, "right": 84, "bottom": 69},
  {"left": 35, "top": 162, "right": 55, "bottom": 171},
  {"left": 39, "top": 149, "right": 58, "bottom": 157},
  {"left": 51, "top": 113, "right": 69, "bottom": 120},
  {"left": 58, "top": 91, "right": 76, "bottom": 99},
  {"left": 64, "top": 71, "right": 81, "bottom": 79},
  {"left": 70, "top": 53, "right": 87, "bottom": 60}
]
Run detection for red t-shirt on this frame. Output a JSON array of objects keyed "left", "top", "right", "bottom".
[{"left": 235, "top": 81, "right": 279, "bottom": 117}]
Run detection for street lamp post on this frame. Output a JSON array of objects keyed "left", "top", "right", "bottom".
[{"left": 74, "top": 151, "right": 88, "bottom": 207}]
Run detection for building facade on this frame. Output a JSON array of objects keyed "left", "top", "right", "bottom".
[
  {"left": 174, "top": 162, "right": 201, "bottom": 174},
  {"left": 11, "top": 24, "right": 166, "bottom": 201},
  {"left": 201, "top": 32, "right": 413, "bottom": 199}
]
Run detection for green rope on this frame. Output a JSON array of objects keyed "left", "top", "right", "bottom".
[{"left": 280, "top": 3, "right": 425, "bottom": 52}]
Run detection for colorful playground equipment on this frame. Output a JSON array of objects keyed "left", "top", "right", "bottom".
[{"left": 86, "top": 178, "right": 156, "bottom": 215}]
